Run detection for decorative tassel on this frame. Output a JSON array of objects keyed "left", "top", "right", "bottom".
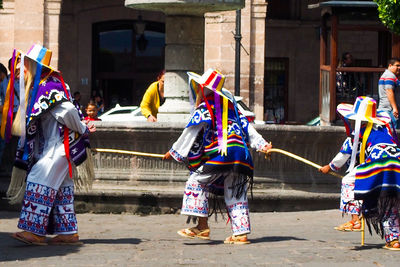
[
  {"left": 186, "top": 216, "right": 198, "bottom": 224},
  {"left": 73, "top": 147, "right": 95, "bottom": 192},
  {"left": 221, "top": 96, "right": 228, "bottom": 156},
  {"left": 214, "top": 92, "right": 224, "bottom": 153},
  {"left": 347, "top": 118, "right": 362, "bottom": 172},
  {"left": 1, "top": 50, "right": 17, "bottom": 141},
  {"left": 360, "top": 121, "right": 373, "bottom": 164},
  {"left": 5, "top": 166, "right": 27, "bottom": 205}
]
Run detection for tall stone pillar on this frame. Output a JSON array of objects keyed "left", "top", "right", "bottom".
[
  {"left": 125, "top": 0, "right": 244, "bottom": 122},
  {"left": 158, "top": 15, "right": 204, "bottom": 121},
  {"left": 249, "top": 0, "right": 267, "bottom": 120},
  {"left": 14, "top": 0, "right": 45, "bottom": 52}
]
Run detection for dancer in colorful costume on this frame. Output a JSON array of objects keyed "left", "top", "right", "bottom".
[
  {"left": 163, "top": 69, "right": 271, "bottom": 244},
  {"left": 323, "top": 96, "right": 400, "bottom": 250},
  {"left": 1, "top": 44, "right": 94, "bottom": 245},
  {"left": 319, "top": 97, "right": 372, "bottom": 231}
]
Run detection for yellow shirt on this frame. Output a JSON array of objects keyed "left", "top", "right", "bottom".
[{"left": 140, "top": 81, "right": 161, "bottom": 118}]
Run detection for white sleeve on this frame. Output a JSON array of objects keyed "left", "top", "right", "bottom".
[
  {"left": 170, "top": 123, "right": 207, "bottom": 162},
  {"left": 248, "top": 124, "right": 268, "bottom": 151},
  {"left": 329, "top": 152, "right": 350, "bottom": 171},
  {"left": 50, "top": 101, "right": 87, "bottom": 134}
]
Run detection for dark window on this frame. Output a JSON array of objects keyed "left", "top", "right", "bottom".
[
  {"left": 98, "top": 29, "right": 133, "bottom": 73},
  {"left": 264, "top": 58, "right": 289, "bottom": 123},
  {"left": 93, "top": 20, "right": 165, "bottom": 109},
  {"left": 266, "top": 0, "right": 291, "bottom": 20}
]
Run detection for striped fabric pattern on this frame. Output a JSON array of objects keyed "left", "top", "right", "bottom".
[
  {"left": 186, "top": 101, "right": 253, "bottom": 176},
  {"left": 379, "top": 76, "right": 398, "bottom": 87},
  {"left": 355, "top": 158, "right": 400, "bottom": 197}
]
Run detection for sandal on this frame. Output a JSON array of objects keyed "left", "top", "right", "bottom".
[
  {"left": 383, "top": 239, "right": 400, "bottom": 251},
  {"left": 11, "top": 231, "right": 47, "bottom": 246},
  {"left": 48, "top": 234, "right": 83, "bottom": 245},
  {"left": 334, "top": 220, "right": 362, "bottom": 232},
  {"left": 177, "top": 227, "right": 210, "bottom": 240},
  {"left": 224, "top": 234, "right": 250, "bottom": 245}
]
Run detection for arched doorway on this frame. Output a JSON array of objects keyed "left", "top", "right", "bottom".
[{"left": 92, "top": 19, "right": 165, "bottom": 110}]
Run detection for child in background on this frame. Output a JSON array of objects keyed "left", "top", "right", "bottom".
[{"left": 84, "top": 100, "right": 101, "bottom": 121}]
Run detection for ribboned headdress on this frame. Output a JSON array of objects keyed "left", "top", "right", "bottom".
[
  {"left": 337, "top": 96, "right": 392, "bottom": 171},
  {"left": 1, "top": 44, "right": 74, "bottom": 176},
  {"left": 187, "top": 68, "right": 249, "bottom": 158},
  {"left": 1, "top": 44, "right": 71, "bottom": 142}
]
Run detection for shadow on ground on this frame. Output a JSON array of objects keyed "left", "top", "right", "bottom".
[
  {"left": 251, "top": 236, "right": 308, "bottom": 243},
  {"left": 0, "top": 232, "right": 141, "bottom": 262},
  {"left": 82, "top": 238, "right": 141, "bottom": 245},
  {"left": 182, "top": 235, "right": 307, "bottom": 246},
  {"left": 0, "top": 211, "right": 19, "bottom": 219},
  {"left": 352, "top": 244, "right": 385, "bottom": 250}
]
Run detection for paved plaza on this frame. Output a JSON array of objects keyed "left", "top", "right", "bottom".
[{"left": 0, "top": 209, "right": 398, "bottom": 266}]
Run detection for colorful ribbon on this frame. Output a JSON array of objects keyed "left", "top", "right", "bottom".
[{"left": 1, "top": 50, "right": 18, "bottom": 142}]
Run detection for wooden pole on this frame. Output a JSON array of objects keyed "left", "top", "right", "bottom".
[
  {"left": 329, "top": 14, "right": 338, "bottom": 123},
  {"left": 361, "top": 217, "right": 365, "bottom": 246},
  {"left": 392, "top": 34, "right": 400, "bottom": 58},
  {"left": 262, "top": 148, "right": 343, "bottom": 179},
  {"left": 92, "top": 148, "right": 164, "bottom": 158}
]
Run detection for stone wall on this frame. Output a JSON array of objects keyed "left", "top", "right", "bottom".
[
  {"left": 79, "top": 123, "right": 345, "bottom": 193},
  {"left": 0, "top": 123, "right": 347, "bottom": 193},
  {"left": 0, "top": 123, "right": 350, "bottom": 212}
]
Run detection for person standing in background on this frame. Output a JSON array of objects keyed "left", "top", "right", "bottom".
[
  {"left": 336, "top": 52, "right": 356, "bottom": 102},
  {"left": 93, "top": 93, "right": 104, "bottom": 116},
  {"left": 140, "top": 70, "right": 165, "bottom": 122},
  {"left": 378, "top": 58, "right": 400, "bottom": 130}
]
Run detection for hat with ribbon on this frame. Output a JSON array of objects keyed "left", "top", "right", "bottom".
[
  {"left": 187, "top": 69, "right": 249, "bottom": 158},
  {"left": 1, "top": 44, "right": 69, "bottom": 143},
  {"left": 336, "top": 96, "right": 392, "bottom": 172},
  {"left": 24, "top": 44, "right": 55, "bottom": 71},
  {"left": 187, "top": 69, "right": 231, "bottom": 101},
  {"left": 337, "top": 96, "right": 391, "bottom": 125}
]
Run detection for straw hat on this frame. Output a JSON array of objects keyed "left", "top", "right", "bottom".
[
  {"left": 23, "top": 44, "right": 55, "bottom": 71},
  {"left": 337, "top": 96, "right": 391, "bottom": 125},
  {"left": 187, "top": 68, "right": 232, "bottom": 100}
]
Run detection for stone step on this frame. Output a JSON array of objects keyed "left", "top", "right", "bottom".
[{"left": 0, "top": 182, "right": 340, "bottom": 214}]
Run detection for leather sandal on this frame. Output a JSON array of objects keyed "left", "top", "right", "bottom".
[
  {"left": 383, "top": 239, "right": 400, "bottom": 251},
  {"left": 48, "top": 234, "right": 83, "bottom": 245},
  {"left": 11, "top": 231, "right": 47, "bottom": 246},
  {"left": 224, "top": 234, "right": 250, "bottom": 245},
  {"left": 334, "top": 220, "right": 362, "bottom": 232},
  {"left": 177, "top": 227, "right": 210, "bottom": 240}
]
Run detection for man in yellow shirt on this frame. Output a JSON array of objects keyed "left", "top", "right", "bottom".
[{"left": 140, "top": 70, "right": 165, "bottom": 122}]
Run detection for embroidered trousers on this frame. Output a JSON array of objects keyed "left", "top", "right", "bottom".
[
  {"left": 340, "top": 171, "right": 362, "bottom": 215},
  {"left": 383, "top": 208, "right": 400, "bottom": 243},
  {"left": 181, "top": 172, "right": 251, "bottom": 235},
  {"left": 17, "top": 147, "right": 78, "bottom": 236}
]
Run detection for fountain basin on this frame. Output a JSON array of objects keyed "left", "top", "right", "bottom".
[{"left": 125, "top": 0, "right": 244, "bottom": 15}]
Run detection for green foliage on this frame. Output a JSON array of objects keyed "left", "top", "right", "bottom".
[
  {"left": 0, "top": 0, "right": 3, "bottom": 9},
  {"left": 374, "top": 0, "right": 400, "bottom": 34}
]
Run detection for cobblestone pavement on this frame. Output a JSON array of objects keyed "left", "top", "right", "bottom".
[{"left": 0, "top": 210, "right": 398, "bottom": 266}]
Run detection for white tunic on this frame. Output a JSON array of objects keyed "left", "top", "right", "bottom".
[{"left": 27, "top": 101, "right": 87, "bottom": 189}]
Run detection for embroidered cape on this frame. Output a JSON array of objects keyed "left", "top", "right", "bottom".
[{"left": 172, "top": 100, "right": 254, "bottom": 177}]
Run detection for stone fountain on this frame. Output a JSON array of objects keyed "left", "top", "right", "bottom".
[{"left": 125, "top": 0, "right": 245, "bottom": 121}]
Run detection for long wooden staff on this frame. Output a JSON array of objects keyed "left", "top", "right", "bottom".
[
  {"left": 260, "top": 148, "right": 343, "bottom": 179},
  {"left": 261, "top": 148, "right": 366, "bottom": 246},
  {"left": 93, "top": 147, "right": 365, "bottom": 245},
  {"left": 92, "top": 148, "right": 164, "bottom": 158}
]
